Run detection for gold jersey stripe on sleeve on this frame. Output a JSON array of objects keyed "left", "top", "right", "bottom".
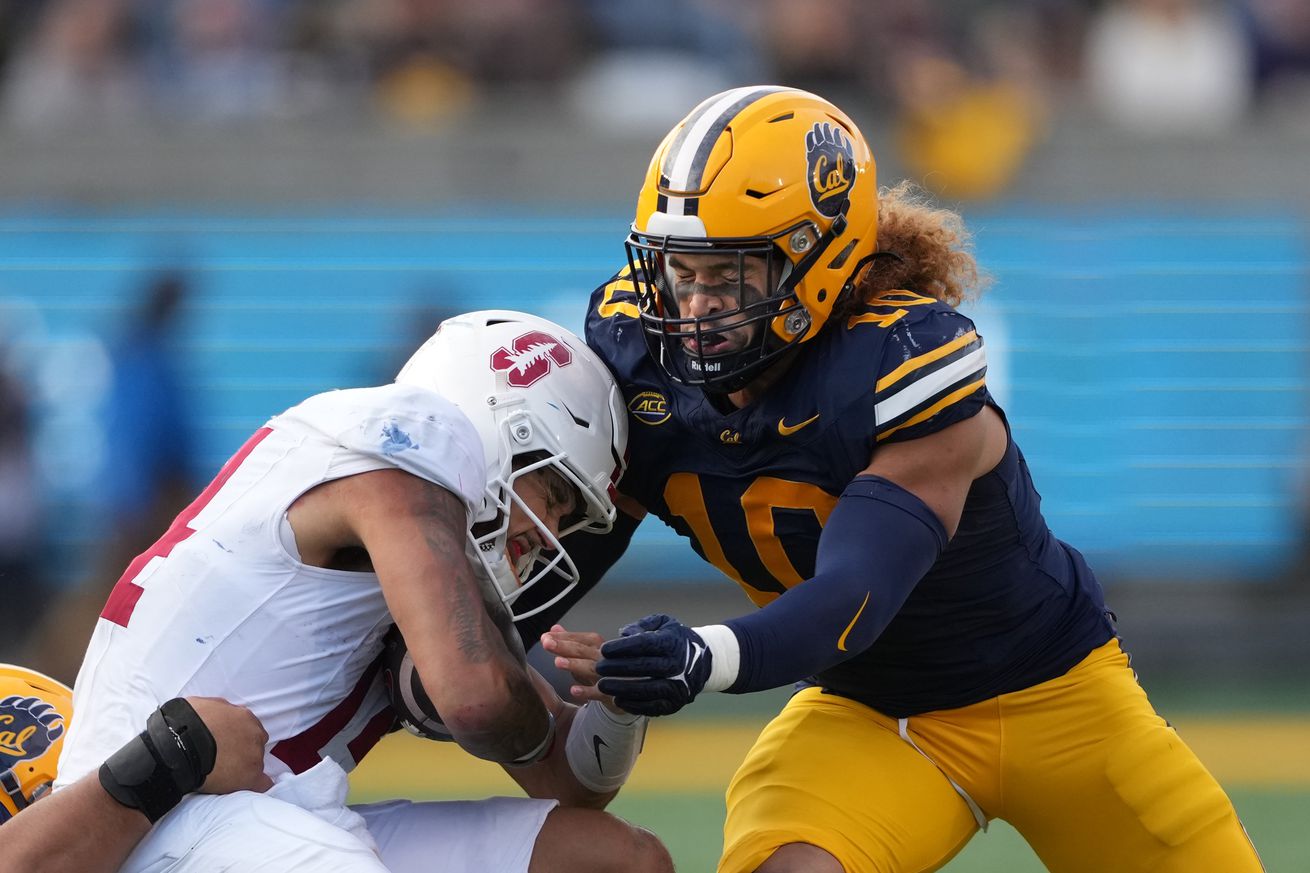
[
  {"left": 875, "top": 343, "right": 987, "bottom": 424},
  {"left": 598, "top": 275, "right": 640, "bottom": 320},
  {"left": 868, "top": 291, "right": 937, "bottom": 307},
  {"left": 875, "top": 330, "right": 980, "bottom": 393},
  {"left": 876, "top": 376, "right": 987, "bottom": 443},
  {"left": 846, "top": 293, "right": 938, "bottom": 331}
]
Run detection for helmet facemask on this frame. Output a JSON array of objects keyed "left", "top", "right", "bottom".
[
  {"left": 468, "top": 409, "right": 614, "bottom": 621},
  {"left": 626, "top": 210, "right": 850, "bottom": 394}
]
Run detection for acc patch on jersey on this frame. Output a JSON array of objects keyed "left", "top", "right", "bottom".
[
  {"left": 0, "top": 693, "right": 66, "bottom": 773},
  {"left": 628, "top": 391, "right": 670, "bottom": 426}
]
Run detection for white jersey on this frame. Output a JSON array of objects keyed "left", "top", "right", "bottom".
[{"left": 56, "top": 382, "right": 486, "bottom": 788}]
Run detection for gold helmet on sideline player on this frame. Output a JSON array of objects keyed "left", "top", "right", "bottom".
[
  {"left": 0, "top": 664, "right": 72, "bottom": 823},
  {"left": 626, "top": 86, "right": 879, "bottom": 392}
]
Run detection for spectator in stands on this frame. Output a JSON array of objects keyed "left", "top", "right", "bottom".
[
  {"left": 326, "top": 0, "right": 588, "bottom": 126},
  {"left": 568, "top": 0, "right": 763, "bottom": 132},
  {"left": 1084, "top": 0, "right": 1255, "bottom": 135},
  {"left": 1238, "top": 0, "right": 1310, "bottom": 105},
  {"left": 0, "top": 0, "right": 143, "bottom": 131},
  {"left": 890, "top": 49, "right": 1043, "bottom": 201},
  {"left": 141, "top": 0, "right": 292, "bottom": 123}
]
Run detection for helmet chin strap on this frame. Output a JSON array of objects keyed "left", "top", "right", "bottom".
[
  {"left": 778, "top": 201, "right": 849, "bottom": 302},
  {"left": 1, "top": 768, "right": 31, "bottom": 814}
]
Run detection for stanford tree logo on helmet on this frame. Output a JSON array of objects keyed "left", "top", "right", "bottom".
[{"left": 490, "top": 331, "right": 574, "bottom": 388}]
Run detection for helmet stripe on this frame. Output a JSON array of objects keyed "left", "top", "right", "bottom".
[{"left": 661, "top": 86, "right": 785, "bottom": 217}]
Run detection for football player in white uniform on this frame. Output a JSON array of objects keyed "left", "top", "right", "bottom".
[
  {"left": 50, "top": 311, "right": 669, "bottom": 873},
  {"left": 1, "top": 665, "right": 271, "bottom": 873}
]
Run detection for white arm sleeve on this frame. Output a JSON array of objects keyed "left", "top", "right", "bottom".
[{"left": 564, "top": 702, "right": 648, "bottom": 794}]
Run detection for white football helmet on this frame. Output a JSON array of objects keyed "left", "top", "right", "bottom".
[{"left": 396, "top": 310, "right": 627, "bottom": 619}]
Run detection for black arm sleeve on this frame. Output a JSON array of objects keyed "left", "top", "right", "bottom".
[{"left": 513, "top": 509, "right": 642, "bottom": 648}]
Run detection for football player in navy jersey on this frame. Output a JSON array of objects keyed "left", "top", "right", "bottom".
[{"left": 537, "top": 87, "right": 1264, "bottom": 872}]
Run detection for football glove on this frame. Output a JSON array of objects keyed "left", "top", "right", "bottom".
[{"left": 595, "top": 614, "right": 712, "bottom": 717}]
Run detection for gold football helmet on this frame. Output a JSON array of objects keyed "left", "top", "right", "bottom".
[
  {"left": 626, "top": 86, "right": 879, "bottom": 392},
  {"left": 0, "top": 664, "right": 73, "bottom": 823}
]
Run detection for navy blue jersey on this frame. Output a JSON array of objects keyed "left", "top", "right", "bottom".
[{"left": 586, "top": 270, "right": 1116, "bottom": 717}]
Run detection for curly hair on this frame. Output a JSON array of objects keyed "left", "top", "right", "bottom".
[{"left": 832, "top": 181, "right": 990, "bottom": 321}]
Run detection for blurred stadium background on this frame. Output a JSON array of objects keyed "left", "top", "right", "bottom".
[{"left": 1, "top": 0, "right": 1308, "bottom": 868}]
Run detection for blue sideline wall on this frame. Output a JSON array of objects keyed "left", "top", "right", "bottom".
[{"left": 0, "top": 210, "right": 1305, "bottom": 586}]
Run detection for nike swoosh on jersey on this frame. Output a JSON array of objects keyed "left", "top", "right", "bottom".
[
  {"left": 777, "top": 413, "right": 821, "bottom": 436},
  {"left": 592, "top": 734, "right": 609, "bottom": 772}
]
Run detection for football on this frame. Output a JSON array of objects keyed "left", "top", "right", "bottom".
[{"left": 380, "top": 626, "right": 455, "bottom": 742}]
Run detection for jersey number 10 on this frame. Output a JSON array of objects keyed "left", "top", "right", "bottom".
[{"left": 664, "top": 472, "right": 837, "bottom": 605}]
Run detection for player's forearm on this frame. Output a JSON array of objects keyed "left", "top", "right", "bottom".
[
  {"left": 548, "top": 765, "right": 620, "bottom": 810},
  {"left": 432, "top": 657, "right": 556, "bottom": 764},
  {"left": 713, "top": 476, "right": 947, "bottom": 692},
  {"left": 509, "top": 755, "right": 615, "bottom": 808},
  {"left": 508, "top": 701, "right": 644, "bottom": 809},
  {"left": 0, "top": 777, "right": 149, "bottom": 873},
  {"left": 507, "top": 704, "right": 613, "bottom": 808}
]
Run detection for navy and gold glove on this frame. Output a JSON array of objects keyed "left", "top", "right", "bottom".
[{"left": 595, "top": 614, "right": 712, "bottom": 717}]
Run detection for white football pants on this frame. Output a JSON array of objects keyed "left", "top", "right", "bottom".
[{"left": 117, "top": 759, "right": 557, "bottom": 873}]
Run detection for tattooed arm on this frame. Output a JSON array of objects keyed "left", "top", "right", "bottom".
[{"left": 287, "top": 468, "right": 550, "bottom": 764}]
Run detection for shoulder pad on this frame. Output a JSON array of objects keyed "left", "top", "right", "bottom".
[
  {"left": 274, "top": 384, "right": 486, "bottom": 517},
  {"left": 585, "top": 265, "right": 653, "bottom": 385},
  {"left": 868, "top": 298, "right": 989, "bottom": 444},
  {"left": 843, "top": 290, "right": 943, "bottom": 333},
  {"left": 590, "top": 266, "right": 641, "bottom": 323}
]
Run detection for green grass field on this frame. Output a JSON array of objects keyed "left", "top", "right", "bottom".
[
  {"left": 598, "top": 789, "right": 1309, "bottom": 871},
  {"left": 351, "top": 682, "right": 1310, "bottom": 870}
]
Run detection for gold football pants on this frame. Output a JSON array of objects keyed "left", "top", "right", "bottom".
[{"left": 720, "top": 639, "right": 1263, "bottom": 872}]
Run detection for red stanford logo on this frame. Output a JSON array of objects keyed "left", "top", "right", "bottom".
[{"left": 490, "top": 331, "right": 573, "bottom": 387}]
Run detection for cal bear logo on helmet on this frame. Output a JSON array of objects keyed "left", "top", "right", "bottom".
[
  {"left": 805, "top": 122, "right": 855, "bottom": 218},
  {"left": 0, "top": 694, "right": 65, "bottom": 770},
  {"left": 490, "top": 331, "right": 573, "bottom": 388}
]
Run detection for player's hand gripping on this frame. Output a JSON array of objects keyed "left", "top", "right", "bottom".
[
  {"left": 186, "top": 697, "right": 273, "bottom": 794},
  {"left": 541, "top": 625, "right": 623, "bottom": 712},
  {"left": 594, "top": 614, "right": 713, "bottom": 717}
]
